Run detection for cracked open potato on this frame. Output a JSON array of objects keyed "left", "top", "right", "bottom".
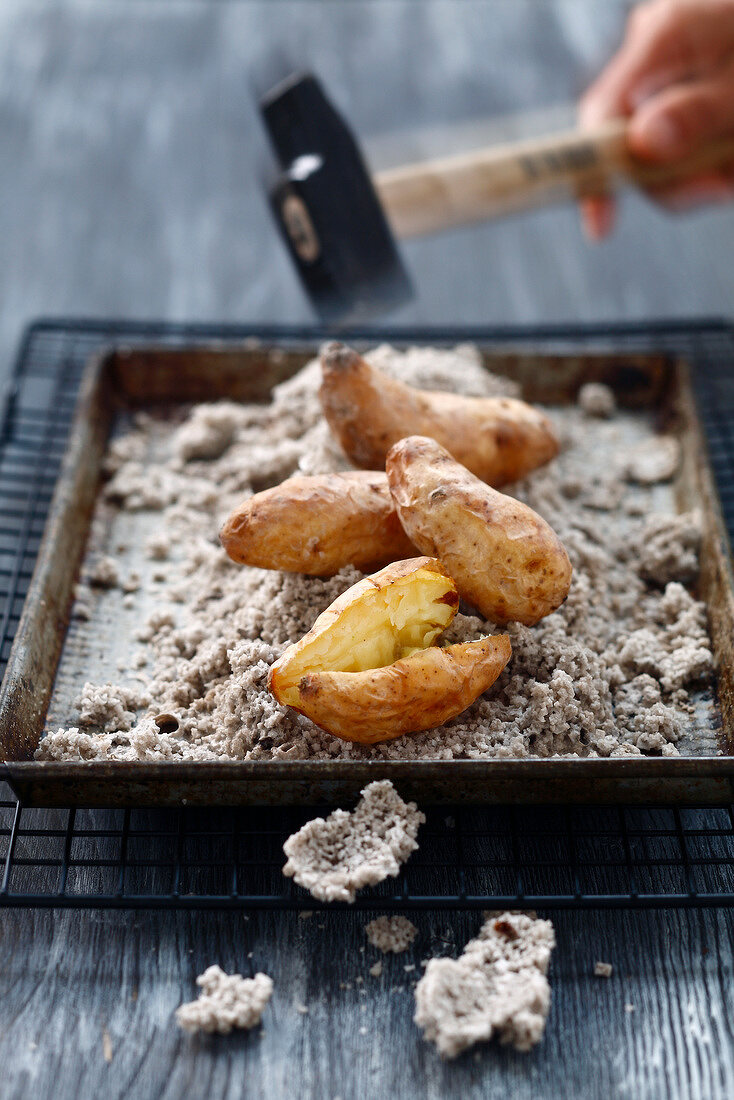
[
  {"left": 320, "top": 342, "right": 558, "bottom": 486},
  {"left": 268, "top": 557, "right": 511, "bottom": 744},
  {"left": 219, "top": 471, "right": 416, "bottom": 576},
  {"left": 387, "top": 437, "right": 572, "bottom": 626}
]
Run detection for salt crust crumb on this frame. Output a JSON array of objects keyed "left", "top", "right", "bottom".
[
  {"left": 578, "top": 383, "right": 616, "bottom": 418},
  {"left": 175, "top": 965, "right": 273, "bottom": 1034},
  {"left": 414, "top": 912, "right": 555, "bottom": 1058},
  {"left": 145, "top": 533, "right": 170, "bottom": 561},
  {"left": 77, "top": 682, "right": 139, "bottom": 733},
  {"left": 282, "top": 781, "right": 424, "bottom": 904},
  {"left": 634, "top": 511, "right": 701, "bottom": 586},
  {"left": 71, "top": 587, "right": 93, "bottom": 620},
  {"left": 102, "top": 1027, "right": 113, "bottom": 1063},
  {"left": 87, "top": 556, "right": 120, "bottom": 588},
  {"left": 41, "top": 344, "right": 713, "bottom": 765},
  {"left": 365, "top": 915, "right": 419, "bottom": 954},
  {"left": 172, "top": 402, "right": 245, "bottom": 462},
  {"left": 594, "top": 961, "right": 613, "bottom": 978},
  {"left": 624, "top": 435, "right": 680, "bottom": 483},
  {"left": 369, "top": 961, "right": 383, "bottom": 978}
]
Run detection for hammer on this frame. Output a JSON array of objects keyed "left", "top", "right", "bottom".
[{"left": 261, "top": 72, "right": 734, "bottom": 322}]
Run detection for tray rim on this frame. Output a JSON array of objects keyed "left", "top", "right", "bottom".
[{"left": 3, "top": 320, "right": 734, "bottom": 805}]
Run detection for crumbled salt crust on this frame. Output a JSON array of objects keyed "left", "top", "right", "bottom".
[
  {"left": 281, "top": 780, "right": 425, "bottom": 904},
  {"left": 635, "top": 512, "right": 701, "bottom": 586},
  {"left": 365, "top": 915, "right": 419, "bottom": 954},
  {"left": 578, "top": 382, "right": 616, "bottom": 418},
  {"left": 414, "top": 912, "right": 555, "bottom": 1058},
  {"left": 175, "top": 965, "right": 273, "bottom": 1034},
  {"left": 87, "top": 555, "right": 120, "bottom": 588},
  {"left": 38, "top": 343, "right": 714, "bottom": 763},
  {"left": 624, "top": 435, "right": 680, "bottom": 483},
  {"left": 77, "top": 681, "right": 138, "bottom": 732},
  {"left": 145, "top": 533, "right": 170, "bottom": 561},
  {"left": 594, "top": 961, "right": 613, "bottom": 978}
]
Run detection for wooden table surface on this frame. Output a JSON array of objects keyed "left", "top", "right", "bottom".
[{"left": 1, "top": 3, "right": 733, "bottom": 1098}]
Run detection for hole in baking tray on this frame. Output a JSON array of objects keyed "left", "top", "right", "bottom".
[{"left": 154, "top": 713, "right": 179, "bottom": 734}]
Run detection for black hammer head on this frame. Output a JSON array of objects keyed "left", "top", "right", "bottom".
[{"left": 260, "top": 72, "right": 413, "bottom": 323}]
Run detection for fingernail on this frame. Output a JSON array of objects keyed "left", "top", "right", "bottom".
[
  {"left": 636, "top": 113, "right": 682, "bottom": 159},
  {"left": 581, "top": 198, "right": 614, "bottom": 241}
]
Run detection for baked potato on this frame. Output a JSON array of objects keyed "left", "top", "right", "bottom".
[
  {"left": 386, "top": 436, "right": 572, "bottom": 626},
  {"left": 268, "top": 557, "right": 511, "bottom": 743},
  {"left": 319, "top": 342, "right": 558, "bottom": 486},
  {"left": 219, "top": 471, "right": 416, "bottom": 576}
]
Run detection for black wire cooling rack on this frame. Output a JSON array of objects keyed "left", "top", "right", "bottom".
[
  {"left": 2, "top": 799, "right": 734, "bottom": 910},
  {"left": 2, "top": 317, "right": 734, "bottom": 911}
]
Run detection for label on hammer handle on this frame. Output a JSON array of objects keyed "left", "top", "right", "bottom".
[
  {"left": 518, "top": 140, "right": 601, "bottom": 183},
  {"left": 281, "top": 193, "right": 321, "bottom": 264}
]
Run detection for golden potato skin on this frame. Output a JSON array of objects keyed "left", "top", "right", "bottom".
[
  {"left": 290, "top": 636, "right": 512, "bottom": 744},
  {"left": 386, "top": 436, "right": 572, "bottom": 626},
  {"left": 268, "top": 556, "right": 511, "bottom": 744},
  {"left": 219, "top": 471, "right": 416, "bottom": 576},
  {"left": 319, "top": 342, "right": 558, "bottom": 486}
]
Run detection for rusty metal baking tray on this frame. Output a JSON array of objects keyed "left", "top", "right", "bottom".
[{"left": 1, "top": 319, "right": 734, "bottom": 807}]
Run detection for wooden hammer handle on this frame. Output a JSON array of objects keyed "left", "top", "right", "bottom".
[{"left": 375, "top": 120, "right": 734, "bottom": 238}]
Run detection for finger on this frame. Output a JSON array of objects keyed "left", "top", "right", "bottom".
[
  {"left": 579, "top": 0, "right": 734, "bottom": 129},
  {"left": 579, "top": 3, "right": 698, "bottom": 127},
  {"left": 629, "top": 66, "right": 734, "bottom": 161},
  {"left": 580, "top": 195, "right": 617, "bottom": 241},
  {"left": 644, "top": 169, "right": 734, "bottom": 210}
]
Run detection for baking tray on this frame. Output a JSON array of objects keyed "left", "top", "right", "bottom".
[{"left": 2, "top": 334, "right": 734, "bottom": 806}]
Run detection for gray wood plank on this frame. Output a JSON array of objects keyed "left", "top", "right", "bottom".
[{"left": 1, "top": 906, "right": 734, "bottom": 1100}]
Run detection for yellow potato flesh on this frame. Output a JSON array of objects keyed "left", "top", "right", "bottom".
[
  {"left": 268, "top": 557, "right": 512, "bottom": 743},
  {"left": 274, "top": 566, "right": 456, "bottom": 708}
]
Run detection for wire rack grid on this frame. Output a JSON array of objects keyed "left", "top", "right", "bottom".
[
  {"left": 2, "top": 798, "right": 734, "bottom": 910},
  {"left": 1, "top": 317, "right": 734, "bottom": 912}
]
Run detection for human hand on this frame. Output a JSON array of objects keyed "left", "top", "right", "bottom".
[{"left": 579, "top": 0, "right": 734, "bottom": 238}]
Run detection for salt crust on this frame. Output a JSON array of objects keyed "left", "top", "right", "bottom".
[
  {"left": 365, "top": 915, "right": 419, "bottom": 953},
  {"left": 175, "top": 965, "right": 273, "bottom": 1034},
  {"left": 86, "top": 555, "right": 120, "bottom": 588},
  {"left": 624, "top": 435, "right": 680, "bottom": 483},
  {"left": 578, "top": 382, "right": 616, "bottom": 418},
  {"left": 38, "top": 343, "right": 713, "bottom": 763},
  {"left": 281, "top": 780, "right": 425, "bottom": 904},
  {"left": 414, "top": 911, "right": 555, "bottom": 1058}
]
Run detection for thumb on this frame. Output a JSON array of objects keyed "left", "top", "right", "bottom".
[{"left": 629, "top": 64, "right": 734, "bottom": 161}]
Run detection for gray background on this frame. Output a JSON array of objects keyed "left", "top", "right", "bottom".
[
  {"left": 1, "top": 0, "right": 732, "bottom": 385},
  {"left": 1, "top": 3, "right": 733, "bottom": 1099}
]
